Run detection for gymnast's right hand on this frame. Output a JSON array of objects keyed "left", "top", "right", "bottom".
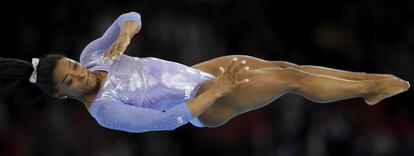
[
  {"left": 104, "top": 20, "right": 139, "bottom": 61},
  {"left": 103, "top": 34, "right": 131, "bottom": 61},
  {"left": 211, "top": 58, "right": 250, "bottom": 97}
]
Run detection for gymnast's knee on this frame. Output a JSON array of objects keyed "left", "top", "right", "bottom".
[{"left": 275, "top": 67, "right": 305, "bottom": 91}]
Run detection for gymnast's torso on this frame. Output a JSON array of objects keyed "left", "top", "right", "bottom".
[{"left": 82, "top": 51, "right": 214, "bottom": 113}]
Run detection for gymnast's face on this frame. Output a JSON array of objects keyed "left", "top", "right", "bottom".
[{"left": 53, "top": 58, "right": 99, "bottom": 99}]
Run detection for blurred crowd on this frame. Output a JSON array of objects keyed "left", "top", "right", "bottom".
[{"left": 0, "top": 0, "right": 413, "bottom": 156}]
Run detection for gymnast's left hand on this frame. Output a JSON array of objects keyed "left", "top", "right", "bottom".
[
  {"left": 104, "top": 34, "right": 131, "bottom": 61},
  {"left": 210, "top": 58, "right": 250, "bottom": 97}
]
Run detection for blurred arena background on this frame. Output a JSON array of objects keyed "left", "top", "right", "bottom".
[{"left": 0, "top": 0, "right": 413, "bottom": 155}]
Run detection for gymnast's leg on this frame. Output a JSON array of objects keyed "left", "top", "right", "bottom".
[
  {"left": 193, "top": 66, "right": 409, "bottom": 127},
  {"left": 196, "top": 55, "right": 395, "bottom": 81}
]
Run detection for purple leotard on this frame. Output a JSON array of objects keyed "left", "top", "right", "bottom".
[{"left": 81, "top": 12, "right": 215, "bottom": 133}]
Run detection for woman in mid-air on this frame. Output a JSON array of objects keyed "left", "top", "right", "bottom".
[{"left": 0, "top": 12, "right": 410, "bottom": 133}]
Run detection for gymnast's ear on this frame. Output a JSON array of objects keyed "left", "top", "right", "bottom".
[{"left": 54, "top": 94, "right": 68, "bottom": 99}]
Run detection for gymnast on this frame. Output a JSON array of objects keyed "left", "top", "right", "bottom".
[{"left": 0, "top": 12, "right": 409, "bottom": 133}]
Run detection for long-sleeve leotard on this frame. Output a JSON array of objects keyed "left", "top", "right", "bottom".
[{"left": 80, "top": 12, "right": 214, "bottom": 133}]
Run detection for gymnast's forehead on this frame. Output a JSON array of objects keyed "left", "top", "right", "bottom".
[{"left": 53, "top": 58, "right": 75, "bottom": 84}]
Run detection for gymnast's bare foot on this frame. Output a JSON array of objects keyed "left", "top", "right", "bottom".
[{"left": 364, "top": 78, "right": 410, "bottom": 105}]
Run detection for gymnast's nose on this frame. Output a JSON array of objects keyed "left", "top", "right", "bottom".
[{"left": 79, "top": 70, "right": 86, "bottom": 79}]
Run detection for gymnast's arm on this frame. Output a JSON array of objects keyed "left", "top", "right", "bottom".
[
  {"left": 91, "top": 98, "right": 193, "bottom": 133},
  {"left": 186, "top": 85, "right": 222, "bottom": 118},
  {"left": 92, "top": 88, "right": 224, "bottom": 133},
  {"left": 103, "top": 17, "right": 140, "bottom": 60},
  {"left": 80, "top": 12, "right": 141, "bottom": 63}
]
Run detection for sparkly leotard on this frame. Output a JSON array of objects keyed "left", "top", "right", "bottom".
[{"left": 82, "top": 12, "right": 214, "bottom": 133}]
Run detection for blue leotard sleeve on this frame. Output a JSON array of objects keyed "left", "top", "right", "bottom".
[
  {"left": 89, "top": 98, "right": 193, "bottom": 133},
  {"left": 80, "top": 12, "right": 141, "bottom": 65}
]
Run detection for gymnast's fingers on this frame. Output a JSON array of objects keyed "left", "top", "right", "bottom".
[
  {"left": 104, "top": 51, "right": 112, "bottom": 60},
  {"left": 232, "top": 60, "right": 247, "bottom": 74},
  {"left": 107, "top": 42, "right": 118, "bottom": 59},
  {"left": 105, "top": 46, "right": 116, "bottom": 60},
  {"left": 113, "top": 52, "right": 119, "bottom": 60},
  {"left": 103, "top": 49, "right": 111, "bottom": 60},
  {"left": 235, "top": 65, "right": 249, "bottom": 77},
  {"left": 114, "top": 44, "right": 126, "bottom": 60},
  {"left": 112, "top": 45, "right": 120, "bottom": 59},
  {"left": 219, "top": 66, "right": 225, "bottom": 74},
  {"left": 226, "top": 58, "right": 238, "bottom": 73},
  {"left": 109, "top": 49, "right": 116, "bottom": 60},
  {"left": 116, "top": 45, "right": 124, "bottom": 58},
  {"left": 119, "top": 44, "right": 127, "bottom": 55},
  {"left": 117, "top": 43, "right": 124, "bottom": 54}
]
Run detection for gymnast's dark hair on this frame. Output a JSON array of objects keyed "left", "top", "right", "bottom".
[{"left": 0, "top": 54, "right": 65, "bottom": 97}]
